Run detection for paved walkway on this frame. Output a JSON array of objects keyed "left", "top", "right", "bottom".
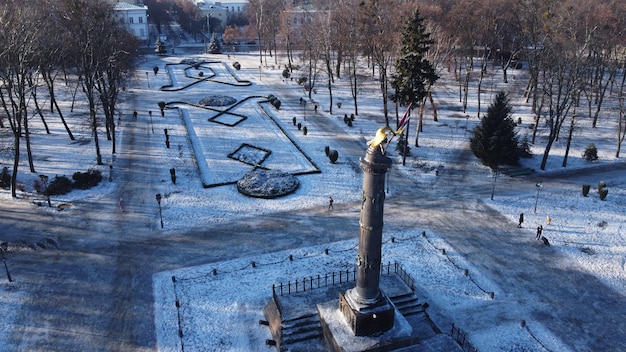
[{"left": 2, "top": 58, "right": 625, "bottom": 352}]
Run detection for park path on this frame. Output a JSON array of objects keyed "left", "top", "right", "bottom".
[{"left": 2, "top": 57, "right": 625, "bottom": 352}]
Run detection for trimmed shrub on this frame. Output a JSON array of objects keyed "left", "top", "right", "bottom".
[
  {"left": 598, "top": 181, "right": 606, "bottom": 192},
  {"left": 292, "top": 117, "right": 296, "bottom": 125},
  {"left": 302, "top": 126, "right": 307, "bottom": 135},
  {"left": 0, "top": 167, "right": 10, "bottom": 189},
  {"left": 72, "top": 169, "right": 102, "bottom": 190},
  {"left": 599, "top": 188, "right": 608, "bottom": 200},
  {"left": 582, "top": 184, "right": 590, "bottom": 197},
  {"left": 198, "top": 71, "right": 204, "bottom": 77},
  {"left": 233, "top": 62, "right": 241, "bottom": 70},
  {"left": 47, "top": 175, "right": 73, "bottom": 195},
  {"left": 297, "top": 122, "right": 301, "bottom": 130},
  {"left": 282, "top": 68, "right": 290, "bottom": 78},
  {"left": 297, "top": 77, "right": 307, "bottom": 85},
  {"left": 328, "top": 150, "right": 339, "bottom": 164},
  {"left": 272, "top": 99, "right": 281, "bottom": 109},
  {"left": 396, "top": 137, "right": 411, "bottom": 156},
  {"left": 583, "top": 143, "right": 598, "bottom": 162}
]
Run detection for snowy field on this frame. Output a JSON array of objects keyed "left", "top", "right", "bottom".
[{"left": 1, "top": 47, "right": 625, "bottom": 351}]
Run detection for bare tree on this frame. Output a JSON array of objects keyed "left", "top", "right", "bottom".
[{"left": 0, "top": 0, "right": 42, "bottom": 196}]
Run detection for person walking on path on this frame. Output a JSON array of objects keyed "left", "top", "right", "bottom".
[
  {"left": 518, "top": 213, "right": 524, "bottom": 228},
  {"left": 536, "top": 225, "right": 543, "bottom": 240},
  {"left": 328, "top": 196, "right": 333, "bottom": 210},
  {"left": 118, "top": 197, "right": 125, "bottom": 212}
]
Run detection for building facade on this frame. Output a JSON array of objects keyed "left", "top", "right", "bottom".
[{"left": 113, "top": 1, "right": 149, "bottom": 42}]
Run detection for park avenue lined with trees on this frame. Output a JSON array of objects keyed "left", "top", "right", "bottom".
[{"left": 2, "top": 0, "right": 626, "bottom": 200}]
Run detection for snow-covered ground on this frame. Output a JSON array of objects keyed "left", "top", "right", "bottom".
[{"left": 1, "top": 46, "right": 625, "bottom": 351}]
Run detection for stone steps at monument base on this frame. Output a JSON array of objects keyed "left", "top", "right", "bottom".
[
  {"left": 279, "top": 314, "right": 324, "bottom": 351},
  {"left": 389, "top": 293, "right": 427, "bottom": 317}
]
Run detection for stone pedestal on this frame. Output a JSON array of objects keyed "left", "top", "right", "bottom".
[{"left": 340, "top": 289, "right": 395, "bottom": 336}]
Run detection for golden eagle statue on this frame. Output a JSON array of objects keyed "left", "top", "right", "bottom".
[{"left": 367, "top": 126, "right": 397, "bottom": 154}]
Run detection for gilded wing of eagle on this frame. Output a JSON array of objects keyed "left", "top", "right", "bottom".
[{"left": 367, "top": 127, "right": 395, "bottom": 153}]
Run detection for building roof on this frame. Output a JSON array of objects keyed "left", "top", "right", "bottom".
[{"left": 113, "top": 2, "right": 147, "bottom": 10}]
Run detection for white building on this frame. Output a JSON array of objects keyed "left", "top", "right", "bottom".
[
  {"left": 113, "top": 1, "right": 149, "bottom": 42},
  {"left": 195, "top": 1, "right": 248, "bottom": 30}
]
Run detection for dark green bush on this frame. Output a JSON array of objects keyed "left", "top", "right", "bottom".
[
  {"left": 582, "top": 184, "right": 590, "bottom": 197},
  {"left": 598, "top": 181, "right": 606, "bottom": 191},
  {"left": 583, "top": 143, "right": 598, "bottom": 162},
  {"left": 47, "top": 175, "right": 73, "bottom": 195},
  {"left": 0, "top": 167, "right": 10, "bottom": 188},
  {"left": 297, "top": 122, "right": 301, "bottom": 130},
  {"left": 282, "top": 68, "right": 290, "bottom": 78},
  {"left": 272, "top": 99, "right": 281, "bottom": 109},
  {"left": 302, "top": 126, "right": 307, "bottom": 135},
  {"left": 233, "top": 62, "right": 241, "bottom": 70},
  {"left": 599, "top": 188, "right": 608, "bottom": 200},
  {"left": 396, "top": 137, "right": 410, "bottom": 156},
  {"left": 329, "top": 150, "right": 339, "bottom": 164},
  {"left": 72, "top": 169, "right": 102, "bottom": 190}
]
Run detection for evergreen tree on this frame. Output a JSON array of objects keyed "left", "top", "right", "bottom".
[
  {"left": 391, "top": 8, "right": 438, "bottom": 109},
  {"left": 470, "top": 91, "right": 520, "bottom": 169},
  {"left": 208, "top": 33, "right": 222, "bottom": 54}
]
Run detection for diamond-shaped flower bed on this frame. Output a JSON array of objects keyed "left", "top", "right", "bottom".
[{"left": 228, "top": 143, "right": 271, "bottom": 167}]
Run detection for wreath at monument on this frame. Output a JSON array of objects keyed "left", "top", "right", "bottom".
[
  {"left": 199, "top": 95, "right": 237, "bottom": 107},
  {"left": 237, "top": 169, "right": 299, "bottom": 198}
]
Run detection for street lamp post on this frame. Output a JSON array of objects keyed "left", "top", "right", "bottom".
[
  {"left": 39, "top": 174, "right": 51, "bottom": 207},
  {"left": 156, "top": 193, "right": 164, "bottom": 228},
  {"left": 0, "top": 242, "right": 12, "bottom": 282},
  {"left": 534, "top": 182, "right": 543, "bottom": 213},
  {"left": 145, "top": 71, "right": 150, "bottom": 89}
]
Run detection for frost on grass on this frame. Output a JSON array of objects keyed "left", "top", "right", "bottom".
[{"left": 237, "top": 169, "right": 299, "bottom": 198}]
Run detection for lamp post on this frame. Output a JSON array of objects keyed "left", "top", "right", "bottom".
[
  {"left": 0, "top": 242, "right": 12, "bottom": 282},
  {"left": 534, "top": 182, "right": 543, "bottom": 213},
  {"left": 156, "top": 193, "right": 164, "bottom": 228},
  {"left": 39, "top": 174, "right": 51, "bottom": 207},
  {"left": 145, "top": 71, "right": 150, "bottom": 89}
]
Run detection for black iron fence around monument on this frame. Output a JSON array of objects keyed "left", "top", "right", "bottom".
[{"left": 272, "top": 261, "right": 415, "bottom": 298}]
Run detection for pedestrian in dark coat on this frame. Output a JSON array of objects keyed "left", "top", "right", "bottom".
[
  {"left": 328, "top": 196, "right": 333, "bottom": 210},
  {"left": 518, "top": 213, "right": 524, "bottom": 228},
  {"left": 536, "top": 225, "right": 543, "bottom": 240}
]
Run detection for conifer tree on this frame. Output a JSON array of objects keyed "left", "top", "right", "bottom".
[
  {"left": 391, "top": 8, "right": 438, "bottom": 110},
  {"left": 470, "top": 91, "right": 520, "bottom": 169},
  {"left": 208, "top": 33, "right": 222, "bottom": 54}
]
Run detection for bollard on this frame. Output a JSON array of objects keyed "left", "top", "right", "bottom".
[
  {"left": 251, "top": 261, "right": 256, "bottom": 268},
  {"left": 441, "top": 248, "right": 446, "bottom": 255},
  {"left": 171, "top": 276, "right": 176, "bottom": 283},
  {"left": 520, "top": 320, "right": 526, "bottom": 328},
  {"left": 289, "top": 254, "right": 293, "bottom": 261},
  {"left": 463, "top": 269, "right": 469, "bottom": 276},
  {"left": 391, "top": 236, "right": 395, "bottom": 243},
  {"left": 170, "top": 168, "right": 176, "bottom": 184},
  {"left": 324, "top": 248, "right": 329, "bottom": 255}
]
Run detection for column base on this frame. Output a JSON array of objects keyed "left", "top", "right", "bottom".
[{"left": 339, "top": 289, "right": 395, "bottom": 336}]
